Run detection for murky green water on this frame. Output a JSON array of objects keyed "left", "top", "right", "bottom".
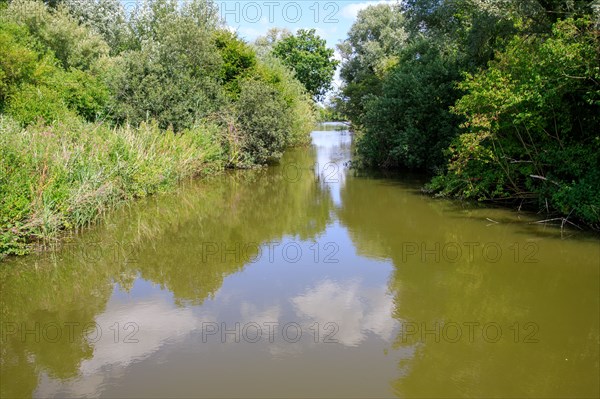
[{"left": 1, "top": 123, "right": 599, "bottom": 398}]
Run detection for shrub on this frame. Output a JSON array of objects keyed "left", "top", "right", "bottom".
[
  {"left": 253, "top": 56, "right": 316, "bottom": 147},
  {"left": 0, "top": 17, "right": 108, "bottom": 124},
  {"left": 107, "top": 7, "right": 223, "bottom": 131},
  {"left": 62, "top": 0, "right": 129, "bottom": 54},
  {"left": 357, "top": 39, "right": 463, "bottom": 170},
  {"left": 4, "top": 0, "right": 109, "bottom": 70},
  {"left": 213, "top": 30, "right": 256, "bottom": 96},
  {"left": 432, "top": 18, "right": 600, "bottom": 226},
  {"left": 233, "top": 78, "right": 292, "bottom": 165}
]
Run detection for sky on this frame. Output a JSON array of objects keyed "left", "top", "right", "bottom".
[
  {"left": 216, "top": 0, "right": 397, "bottom": 93},
  {"left": 217, "top": 1, "right": 394, "bottom": 45},
  {"left": 116, "top": 0, "right": 398, "bottom": 98}
]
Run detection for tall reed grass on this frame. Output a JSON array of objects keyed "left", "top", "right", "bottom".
[{"left": 0, "top": 115, "right": 225, "bottom": 257}]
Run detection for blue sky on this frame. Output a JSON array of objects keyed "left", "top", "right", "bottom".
[
  {"left": 218, "top": 1, "right": 392, "bottom": 45},
  {"left": 217, "top": 1, "right": 396, "bottom": 92}
]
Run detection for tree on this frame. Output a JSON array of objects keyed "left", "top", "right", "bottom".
[
  {"left": 62, "top": 0, "right": 129, "bottom": 53},
  {"left": 343, "top": 0, "right": 528, "bottom": 167},
  {"left": 337, "top": 3, "right": 406, "bottom": 125},
  {"left": 0, "top": 2, "right": 109, "bottom": 124},
  {"left": 432, "top": 18, "right": 600, "bottom": 225},
  {"left": 107, "top": 1, "right": 224, "bottom": 131},
  {"left": 254, "top": 27, "right": 290, "bottom": 56},
  {"left": 214, "top": 30, "right": 256, "bottom": 96},
  {"left": 6, "top": 0, "right": 110, "bottom": 70},
  {"left": 272, "top": 28, "right": 338, "bottom": 101},
  {"left": 358, "top": 39, "right": 463, "bottom": 170}
]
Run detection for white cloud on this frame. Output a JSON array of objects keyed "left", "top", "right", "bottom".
[
  {"left": 240, "top": 302, "right": 281, "bottom": 326},
  {"left": 34, "top": 296, "right": 209, "bottom": 398},
  {"left": 291, "top": 279, "right": 398, "bottom": 347}
]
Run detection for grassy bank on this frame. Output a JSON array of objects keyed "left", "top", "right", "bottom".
[
  {"left": 0, "top": 0, "right": 336, "bottom": 258},
  {"left": 0, "top": 116, "right": 226, "bottom": 257}
]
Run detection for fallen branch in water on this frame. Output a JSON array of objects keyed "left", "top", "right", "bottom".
[{"left": 530, "top": 213, "right": 583, "bottom": 231}]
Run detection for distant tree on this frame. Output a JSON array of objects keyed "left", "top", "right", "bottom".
[
  {"left": 272, "top": 28, "right": 338, "bottom": 101},
  {"left": 254, "top": 27, "right": 291, "bottom": 55}
]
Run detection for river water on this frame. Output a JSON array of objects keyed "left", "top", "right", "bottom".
[{"left": 1, "top": 123, "right": 599, "bottom": 398}]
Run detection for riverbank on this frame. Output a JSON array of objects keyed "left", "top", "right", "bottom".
[
  {"left": 337, "top": 5, "right": 599, "bottom": 229},
  {"left": 0, "top": 116, "right": 228, "bottom": 258},
  {"left": 0, "top": 0, "right": 321, "bottom": 259}
]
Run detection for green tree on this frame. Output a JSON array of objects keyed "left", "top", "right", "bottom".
[
  {"left": 63, "top": 0, "right": 129, "bottom": 54},
  {"left": 107, "top": 2, "right": 223, "bottom": 131},
  {"left": 6, "top": 0, "right": 110, "bottom": 70},
  {"left": 0, "top": 8, "right": 108, "bottom": 124},
  {"left": 358, "top": 39, "right": 463, "bottom": 170},
  {"left": 214, "top": 30, "right": 256, "bottom": 96},
  {"left": 272, "top": 28, "right": 338, "bottom": 101},
  {"left": 234, "top": 78, "right": 291, "bottom": 164},
  {"left": 337, "top": 3, "right": 406, "bottom": 125},
  {"left": 254, "top": 27, "right": 291, "bottom": 56},
  {"left": 431, "top": 18, "right": 600, "bottom": 226}
]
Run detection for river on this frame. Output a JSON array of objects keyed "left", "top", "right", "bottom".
[{"left": 1, "top": 123, "right": 599, "bottom": 398}]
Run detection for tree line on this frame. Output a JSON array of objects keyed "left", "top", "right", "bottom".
[
  {"left": 335, "top": 0, "right": 599, "bottom": 228},
  {"left": 0, "top": 0, "right": 338, "bottom": 256}
]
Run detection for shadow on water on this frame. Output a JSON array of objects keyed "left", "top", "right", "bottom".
[
  {"left": 337, "top": 164, "right": 599, "bottom": 397},
  {"left": 1, "top": 122, "right": 598, "bottom": 398}
]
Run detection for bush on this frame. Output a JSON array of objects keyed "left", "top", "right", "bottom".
[
  {"left": 62, "top": 0, "right": 129, "bottom": 54},
  {"left": 214, "top": 30, "right": 256, "bottom": 96},
  {"left": 233, "top": 78, "right": 292, "bottom": 165},
  {"left": 4, "top": 0, "right": 109, "bottom": 70},
  {"left": 107, "top": 8, "right": 224, "bottom": 131},
  {"left": 432, "top": 18, "right": 600, "bottom": 226},
  {"left": 0, "top": 17, "right": 108, "bottom": 124},
  {"left": 357, "top": 39, "right": 463, "bottom": 170},
  {"left": 253, "top": 56, "right": 316, "bottom": 146}
]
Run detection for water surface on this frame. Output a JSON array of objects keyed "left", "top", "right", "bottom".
[{"left": 1, "top": 123, "right": 599, "bottom": 398}]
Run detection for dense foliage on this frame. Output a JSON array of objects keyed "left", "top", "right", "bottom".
[
  {"left": 336, "top": 3, "right": 406, "bottom": 125},
  {"left": 337, "top": 0, "right": 600, "bottom": 227},
  {"left": 272, "top": 28, "right": 339, "bottom": 101},
  {"left": 434, "top": 17, "right": 600, "bottom": 226},
  {"left": 0, "top": 0, "right": 329, "bottom": 256}
]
